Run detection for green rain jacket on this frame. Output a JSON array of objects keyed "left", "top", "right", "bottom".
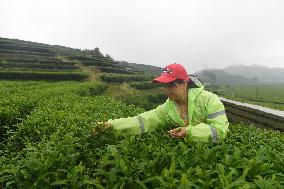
[{"left": 108, "top": 86, "right": 229, "bottom": 143}]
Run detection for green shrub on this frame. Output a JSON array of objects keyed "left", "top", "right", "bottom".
[
  {"left": 0, "top": 71, "right": 88, "bottom": 81},
  {"left": 0, "top": 81, "right": 283, "bottom": 188}
]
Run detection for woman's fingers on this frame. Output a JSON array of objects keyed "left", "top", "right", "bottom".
[
  {"left": 168, "top": 127, "right": 187, "bottom": 138},
  {"left": 168, "top": 127, "right": 181, "bottom": 134},
  {"left": 91, "top": 122, "right": 112, "bottom": 135},
  {"left": 168, "top": 128, "right": 179, "bottom": 133},
  {"left": 96, "top": 122, "right": 105, "bottom": 127},
  {"left": 104, "top": 122, "right": 112, "bottom": 129}
]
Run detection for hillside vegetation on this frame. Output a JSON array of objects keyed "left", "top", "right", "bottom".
[{"left": 0, "top": 37, "right": 156, "bottom": 81}]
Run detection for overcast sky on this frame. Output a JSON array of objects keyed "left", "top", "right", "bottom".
[{"left": 1, "top": 0, "right": 284, "bottom": 73}]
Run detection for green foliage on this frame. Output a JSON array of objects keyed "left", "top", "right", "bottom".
[
  {"left": 119, "top": 93, "right": 167, "bottom": 110},
  {"left": 0, "top": 81, "right": 284, "bottom": 188},
  {"left": 79, "top": 60, "right": 120, "bottom": 68},
  {"left": 101, "top": 74, "right": 153, "bottom": 83},
  {"left": 99, "top": 67, "right": 139, "bottom": 74},
  {"left": 0, "top": 58, "right": 76, "bottom": 65},
  {"left": 130, "top": 81, "right": 161, "bottom": 90},
  {"left": 0, "top": 44, "right": 53, "bottom": 54},
  {"left": 81, "top": 47, "right": 104, "bottom": 57},
  {"left": 0, "top": 49, "right": 55, "bottom": 58},
  {"left": 0, "top": 63, "right": 78, "bottom": 71},
  {"left": 0, "top": 81, "right": 107, "bottom": 143},
  {"left": 0, "top": 71, "right": 88, "bottom": 81}
]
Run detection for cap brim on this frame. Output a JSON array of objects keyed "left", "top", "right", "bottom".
[{"left": 152, "top": 75, "right": 177, "bottom": 83}]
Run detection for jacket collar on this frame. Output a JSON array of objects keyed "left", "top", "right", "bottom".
[
  {"left": 188, "top": 85, "right": 204, "bottom": 102},
  {"left": 187, "top": 85, "right": 204, "bottom": 125}
]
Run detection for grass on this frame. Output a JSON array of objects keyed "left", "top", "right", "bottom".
[{"left": 215, "top": 84, "right": 284, "bottom": 111}]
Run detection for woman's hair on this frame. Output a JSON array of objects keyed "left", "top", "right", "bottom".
[
  {"left": 174, "top": 79, "right": 199, "bottom": 89},
  {"left": 188, "top": 78, "right": 200, "bottom": 88}
]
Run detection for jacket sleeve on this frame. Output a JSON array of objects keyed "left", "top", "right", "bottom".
[
  {"left": 107, "top": 100, "right": 170, "bottom": 135},
  {"left": 186, "top": 94, "right": 229, "bottom": 143}
]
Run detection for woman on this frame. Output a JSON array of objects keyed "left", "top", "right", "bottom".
[{"left": 92, "top": 63, "right": 229, "bottom": 143}]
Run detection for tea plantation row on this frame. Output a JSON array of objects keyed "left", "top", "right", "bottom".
[{"left": 0, "top": 81, "right": 283, "bottom": 188}]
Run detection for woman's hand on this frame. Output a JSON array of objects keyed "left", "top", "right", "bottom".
[
  {"left": 91, "top": 122, "right": 112, "bottom": 135},
  {"left": 168, "top": 127, "right": 187, "bottom": 138}
]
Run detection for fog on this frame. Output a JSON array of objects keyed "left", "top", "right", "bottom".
[{"left": 1, "top": 0, "right": 284, "bottom": 73}]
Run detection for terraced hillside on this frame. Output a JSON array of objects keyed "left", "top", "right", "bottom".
[
  {"left": 0, "top": 37, "right": 87, "bottom": 80},
  {"left": 0, "top": 37, "right": 155, "bottom": 81}
]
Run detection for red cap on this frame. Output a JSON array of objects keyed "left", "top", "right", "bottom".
[{"left": 152, "top": 63, "right": 189, "bottom": 83}]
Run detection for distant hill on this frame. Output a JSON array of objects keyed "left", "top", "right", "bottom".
[
  {"left": 0, "top": 37, "right": 160, "bottom": 80},
  {"left": 194, "top": 69, "right": 257, "bottom": 86},
  {"left": 194, "top": 64, "right": 284, "bottom": 85},
  {"left": 223, "top": 64, "right": 284, "bottom": 84}
]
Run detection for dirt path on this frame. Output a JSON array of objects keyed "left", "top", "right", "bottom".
[
  {"left": 56, "top": 55, "right": 99, "bottom": 81},
  {"left": 75, "top": 63, "right": 100, "bottom": 81}
]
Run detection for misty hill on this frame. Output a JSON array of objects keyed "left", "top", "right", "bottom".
[
  {"left": 195, "top": 64, "right": 284, "bottom": 85},
  {"left": 223, "top": 64, "right": 284, "bottom": 84},
  {"left": 194, "top": 69, "right": 257, "bottom": 86}
]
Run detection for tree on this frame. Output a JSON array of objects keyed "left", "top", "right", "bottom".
[
  {"left": 105, "top": 54, "right": 114, "bottom": 63},
  {"left": 82, "top": 47, "right": 104, "bottom": 57}
]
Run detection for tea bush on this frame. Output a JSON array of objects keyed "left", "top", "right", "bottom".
[{"left": 0, "top": 81, "right": 283, "bottom": 188}]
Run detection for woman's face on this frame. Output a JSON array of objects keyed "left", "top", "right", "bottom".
[{"left": 163, "top": 80, "right": 188, "bottom": 101}]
